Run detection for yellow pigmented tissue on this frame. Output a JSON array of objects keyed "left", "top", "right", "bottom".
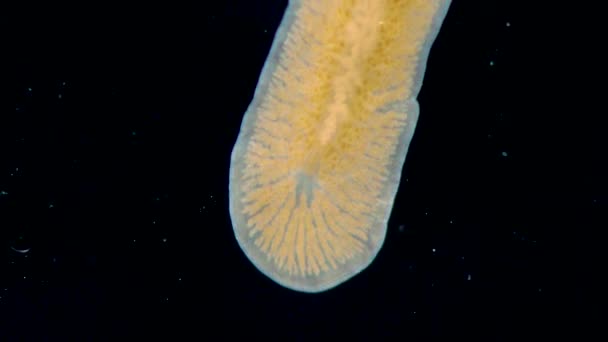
[{"left": 230, "top": 0, "right": 452, "bottom": 292}]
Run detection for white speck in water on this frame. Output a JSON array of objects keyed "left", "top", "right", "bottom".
[
  {"left": 49, "top": 204, "right": 54, "bottom": 208},
  {"left": 10, "top": 247, "right": 31, "bottom": 254},
  {"left": 162, "top": 238, "right": 167, "bottom": 243},
  {"left": 506, "top": 22, "right": 511, "bottom": 27},
  {"left": 467, "top": 274, "right": 472, "bottom": 281},
  {"left": 58, "top": 94, "right": 62, "bottom": 99},
  {"left": 538, "top": 288, "right": 542, "bottom": 292},
  {"left": 432, "top": 248, "right": 436, "bottom": 253},
  {"left": 152, "top": 220, "right": 156, "bottom": 225},
  {"left": 502, "top": 151, "right": 508, "bottom": 157},
  {"left": 0, "top": 190, "right": 7, "bottom": 195},
  {"left": 489, "top": 60, "right": 494, "bottom": 66}
]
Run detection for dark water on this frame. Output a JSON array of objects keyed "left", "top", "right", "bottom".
[{"left": 1, "top": 0, "right": 603, "bottom": 340}]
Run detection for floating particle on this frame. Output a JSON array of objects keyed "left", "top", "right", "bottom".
[{"left": 10, "top": 247, "right": 31, "bottom": 254}]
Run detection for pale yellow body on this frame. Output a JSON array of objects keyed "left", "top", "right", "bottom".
[{"left": 229, "top": 0, "right": 452, "bottom": 292}]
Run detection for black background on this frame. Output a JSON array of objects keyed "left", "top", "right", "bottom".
[{"left": 1, "top": 0, "right": 604, "bottom": 340}]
